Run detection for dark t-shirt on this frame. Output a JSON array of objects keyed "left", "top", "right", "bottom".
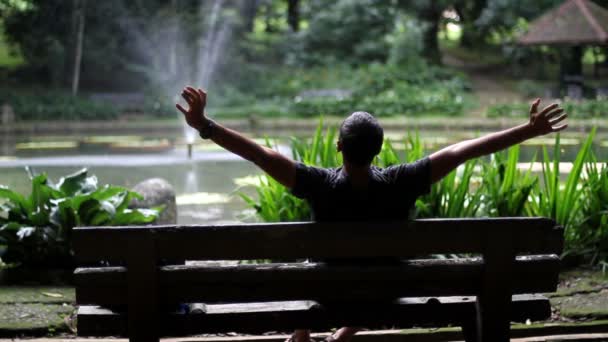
[{"left": 291, "top": 157, "right": 432, "bottom": 222}]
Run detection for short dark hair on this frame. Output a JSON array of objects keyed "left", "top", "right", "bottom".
[{"left": 339, "top": 111, "right": 384, "bottom": 166}]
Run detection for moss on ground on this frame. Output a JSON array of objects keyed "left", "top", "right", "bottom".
[
  {"left": 0, "top": 286, "right": 75, "bottom": 304},
  {"left": 0, "top": 303, "right": 72, "bottom": 336},
  {"left": 551, "top": 269, "right": 608, "bottom": 298},
  {"left": 552, "top": 292, "right": 608, "bottom": 319}
]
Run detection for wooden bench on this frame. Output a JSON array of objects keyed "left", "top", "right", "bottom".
[{"left": 73, "top": 217, "right": 563, "bottom": 342}]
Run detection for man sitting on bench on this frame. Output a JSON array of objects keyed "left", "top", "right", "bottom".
[{"left": 176, "top": 86, "right": 567, "bottom": 342}]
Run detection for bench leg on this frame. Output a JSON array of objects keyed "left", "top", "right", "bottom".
[
  {"left": 475, "top": 295, "right": 511, "bottom": 342},
  {"left": 461, "top": 318, "right": 478, "bottom": 342},
  {"left": 127, "top": 237, "right": 160, "bottom": 342}
]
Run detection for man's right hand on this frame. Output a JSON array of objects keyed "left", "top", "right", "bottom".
[
  {"left": 176, "top": 86, "right": 208, "bottom": 131},
  {"left": 528, "top": 98, "right": 568, "bottom": 136}
]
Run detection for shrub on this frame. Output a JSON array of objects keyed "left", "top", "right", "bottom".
[
  {"left": 0, "top": 168, "right": 163, "bottom": 268},
  {"left": 0, "top": 89, "right": 120, "bottom": 121},
  {"left": 286, "top": 63, "right": 469, "bottom": 117}
]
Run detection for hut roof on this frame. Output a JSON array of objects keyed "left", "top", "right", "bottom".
[{"left": 519, "top": 0, "right": 608, "bottom": 45}]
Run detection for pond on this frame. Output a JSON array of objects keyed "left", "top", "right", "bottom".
[{"left": 1, "top": 128, "right": 606, "bottom": 224}]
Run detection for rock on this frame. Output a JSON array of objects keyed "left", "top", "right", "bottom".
[{"left": 130, "top": 178, "right": 177, "bottom": 224}]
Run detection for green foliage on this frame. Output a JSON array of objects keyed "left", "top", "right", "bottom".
[
  {"left": 288, "top": 0, "right": 396, "bottom": 65},
  {"left": 0, "top": 89, "right": 119, "bottom": 121},
  {"left": 416, "top": 159, "right": 482, "bottom": 218},
  {"left": 0, "top": 168, "right": 162, "bottom": 268},
  {"left": 578, "top": 154, "right": 608, "bottom": 265},
  {"left": 387, "top": 14, "right": 425, "bottom": 66},
  {"left": 527, "top": 130, "right": 595, "bottom": 231},
  {"left": 479, "top": 145, "right": 538, "bottom": 217},
  {"left": 287, "top": 62, "right": 470, "bottom": 117}
]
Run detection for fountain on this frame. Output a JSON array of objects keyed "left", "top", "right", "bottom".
[{"left": 179, "top": 0, "right": 231, "bottom": 159}]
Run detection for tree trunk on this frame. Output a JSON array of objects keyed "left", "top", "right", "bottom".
[
  {"left": 421, "top": 7, "right": 442, "bottom": 64},
  {"left": 457, "top": 0, "right": 488, "bottom": 49},
  {"left": 287, "top": 0, "right": 300, "bottom": 32},
  {"left": 71, "top": 0, "right": 86, "bottom": 96},
  {"left": 264, "top": 3, "right": 275, "bottom": 33},
  {"left": 241, "top": 0, "right": 259, "bottom": 33}
]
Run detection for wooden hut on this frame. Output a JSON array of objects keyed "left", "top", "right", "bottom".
[{"left": 518, "top": 0, "right": 608, "bottom": 97}]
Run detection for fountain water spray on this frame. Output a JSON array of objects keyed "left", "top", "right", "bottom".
[
  {"left": 183, "top": 0, "right": 230, "bottom": 158},
  {"left": 118, "top": 1, "right": 232, "bottom": 157}
]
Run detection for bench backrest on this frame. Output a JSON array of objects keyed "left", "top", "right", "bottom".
[{"left": 74, "top": 217, "right": 563, "bottom": 308}]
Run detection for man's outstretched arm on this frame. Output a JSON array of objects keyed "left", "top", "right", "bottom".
[
  {"left": 176, "top": 86, "right": 296, "bottom": 188},
  {"left": 429, "top": 99, "right": 568, "bottom": 183}
]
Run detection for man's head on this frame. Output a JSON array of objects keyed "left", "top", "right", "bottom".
[{"left": 337, "top": 111, "right": 384, "bottom": 166}]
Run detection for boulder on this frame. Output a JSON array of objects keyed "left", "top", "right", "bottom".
[{"left": 130, "top": 178, "right": 177, "bottom": 224}]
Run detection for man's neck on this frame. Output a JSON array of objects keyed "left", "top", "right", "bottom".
[{"left": 342, "top": 161, "right": 372, "bottom": 188}]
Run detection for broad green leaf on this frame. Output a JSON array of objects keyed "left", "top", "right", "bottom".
[
  {"left": 57, "top": 169, "right": 98, "bottom": 196},
  {"left": 112, "top": 208, "right": 158, "bottom": 225},
  {"left": 78, "top": 198, "right": 101, "bottom": 225}
]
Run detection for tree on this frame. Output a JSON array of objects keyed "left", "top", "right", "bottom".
[
  {"left": 397, "top": 0, "right": 453, "bottom": 64},
  {"left": 240, "top": 0, "right": 260, "bottom": 33},
  {"left": 287, "top": 0, "right": 300, "bottom": 32},
  {"left": 293, "top": 0, "right": 396, "bottom": 65},
  {"left": 454, "top": 0, "right": 488, "bottom": 48}
]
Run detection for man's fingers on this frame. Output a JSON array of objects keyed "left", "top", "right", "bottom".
[
  {"left": 182, "top": 92, "right": 195, "bottom": 106},
  {"left": 552, "top": 124, "right": 568, "bottom": 132},
  {"left": 550, "top": 113, "right": 567, "bottom": 125},
  {"left": 186, "top": 86, "right": 200, "bottom": 100},
  {"left": 545, "top": 108, "right": 564, "bottom": 120},
  {"left": 539, "top": 103, "right": 560, "bottom": 116},
  {"left": 530, "top": 98, "right": 541, "bottom": 113},
  {"left": 176, "top": 103, "right": 188, "bottom": 115},
  {"left": 198, "top": 88, "right": 207, "bottom": 102},
  {"left": 184, "top": 87, "right": 199, "bottom": 101}
]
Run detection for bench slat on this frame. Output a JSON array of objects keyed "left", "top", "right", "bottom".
[
  {"left": 75, "top": 255, "right": 559, "bottom": 306},
  {"left": 77, "top": 294, "right": 550, "bottom": 337},
  {"left": 73, "top": 218, "right": 563, "bottom": 262}
]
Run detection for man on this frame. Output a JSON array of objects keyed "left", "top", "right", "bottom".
[{"left": 176, "top": 86, "right": 567, "bottom": 342}]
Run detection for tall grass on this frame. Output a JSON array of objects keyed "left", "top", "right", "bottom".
[
  {"left": 527, "top": 129, "right": 596, "bottom": 237},
  {"left": 416, "top": 158, "right": 482, "bottom": 218},
  {"left": 577, "top": 153, "right": 608, "bottom": 268},
  {"left": 480, "top": 145, "right": 538, "bottom": 217}
]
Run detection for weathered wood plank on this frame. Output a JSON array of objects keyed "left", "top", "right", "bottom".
[
  {"left": 77, "top": 295, "right": 550, "bottom": 337},
  {"left": 73, "top": 218, "right": 563, "bottom": 262},
  {"left": 75, "top": 256, "right": 559, "bottom": 306}
]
